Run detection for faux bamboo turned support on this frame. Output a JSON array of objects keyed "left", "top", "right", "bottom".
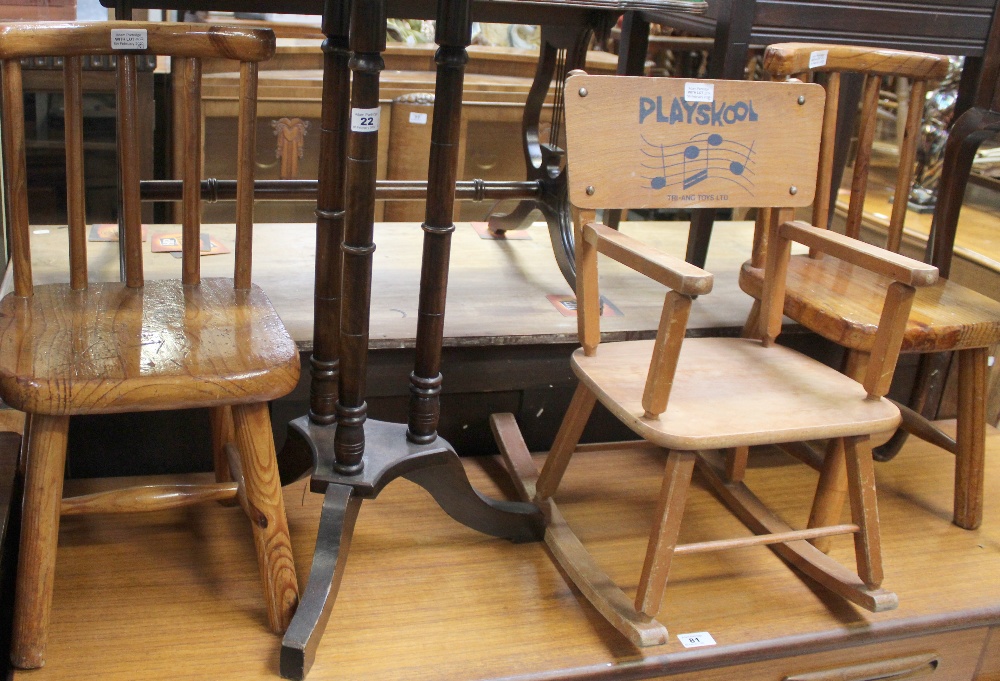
[
  {"left": 406, "top": 0, "right": 472, "bottom": 444},
  {"left": 309, "top": 0, "right": 351, "bottom": 427},
  {"left": 333, "top": 0, "right": 385, "bottom": 473}
]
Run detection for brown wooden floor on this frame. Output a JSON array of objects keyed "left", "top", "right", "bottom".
[{"left": 8, "top": 422, "right": 998, "bottom": 680}]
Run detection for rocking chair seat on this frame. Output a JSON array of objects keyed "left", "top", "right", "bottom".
[
  {"left": 572, "top": 337, "right": 901, "bottom": 451},
  {"left": 741, "top": 257, "right": 1000, "bottom": 356},
  {"left": 0, "top": 278, "right": 300, "bottom": 416}
]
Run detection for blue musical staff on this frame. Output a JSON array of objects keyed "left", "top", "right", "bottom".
[{"left": 641, "top": 132, "right": 756, "bottom": 195}]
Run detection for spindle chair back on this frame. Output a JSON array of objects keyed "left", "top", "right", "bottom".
[
  {"left": 0, "top": 22, "right": 300, "bottom": 670},
  {"left": 739, "top": 44, "right": 1000, "bottom": 536}
]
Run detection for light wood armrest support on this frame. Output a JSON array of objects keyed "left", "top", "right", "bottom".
[
  {"left": 764, "top": 43, "right": 949, "bottom": 80},
  {"left": 779, "top": 221, "right": 938, "bottom": 287},
  {"left": 583, "top": 223, "right": 714, "bottom": 296}
]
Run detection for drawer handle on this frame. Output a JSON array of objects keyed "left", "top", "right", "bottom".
[{"left": 784, "top": 653, "right": 939, "bottom": 681}]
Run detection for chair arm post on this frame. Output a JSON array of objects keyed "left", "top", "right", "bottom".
[
  {"left": 758, "top": 209, "right": 795, "bottom": 346},
  {"left": 641, "top": 291, "right": 693, "bottom": 418},
  {"left": 575, "top": 211, "right": 600, "bottom": 356},
  {"left": 863, "top": 282, "right": 916, "bottom": 398}
]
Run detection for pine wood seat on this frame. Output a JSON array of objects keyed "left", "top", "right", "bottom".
[
  {"left": 572, "top": 337, "right": 901, "bottom": 450},
  {"left": 0, "top": 279, "right": 300, "bottom": 415},
  {"left": 738, "top": 44, "right": 994, "bottom": 533},
  {"left": 0, "top": 22, "right": 300, "bottom": 670},
  {"left": 740, "top": 260, "right": 1000, "bottom": 354},
  {"left": 492, "top": 74, "right": 938, "bottom": 650}
]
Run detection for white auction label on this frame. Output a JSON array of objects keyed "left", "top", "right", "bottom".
[
  {"left": 684, "top": 82, "right": 714, "bottom": 103},
  {"left": 409, "top": 111, "right": 428, "bottom": 125},
  {"left": 677, "top": 632, "right": 717, "bottom": 648},
  {"left": 809, "top": 49, "right": 829, "bottom": 69},
  {"left": 351, "top": 107, "right": 381, "bottom": 133},
  {"left": 110, "top": 28, "right": 148, "bottom": 50}
]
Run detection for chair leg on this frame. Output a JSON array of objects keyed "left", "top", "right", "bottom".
[
  {"left": 954, "top": 347, "right": 987, "bottom": 530},
  {"left": 724, "top": 446, "right": 749, "bottom": 483},
  {"left": 635, "top": 450, "right": 694, "bottom": 617},
  {"left": 210, "top": 405, "right": 236, "bottom": 484},
  {"left": 843, "top": 435, "right": 883, "bottom": 589},
  {"left": 11, "top": 414, "right": 69, "bottom": 669},
  {"left": 808, "top": 350, "right": 868, "bottom": 551},
  {"left": 535, "top": 383, "right": 596, "bottom": 501},
  {"left": 231, "top": 402, "right": 299, "bottom": 633}
]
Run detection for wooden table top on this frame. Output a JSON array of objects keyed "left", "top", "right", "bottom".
[
  {"left": 100, "top": 0, "right": 705, "bottom": 25},
  {"left": 15, "top": 221, "right": 764, "bottom": 350},
  {"left": 8, "top": 421, "right": 999, "bottom": 680}
]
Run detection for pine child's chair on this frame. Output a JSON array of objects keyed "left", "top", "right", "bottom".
[
  {"left": 739, "top": 44, "right": 1000, "bottom": 534},
  {"left": 491, "top": 73, "right": 939, "bottom": 647},
  {"left": 0, "top": 22, "right": 300, "bottom": 668}
]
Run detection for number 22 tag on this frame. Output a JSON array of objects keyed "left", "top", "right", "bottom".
[{"left": 351, "top": 107, "right": 380, "bottom": 133}]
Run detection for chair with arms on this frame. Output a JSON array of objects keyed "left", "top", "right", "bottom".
[
  {"left": 739, "top": 44, "right": 1000, "bottom": 535},
  {"left": 491, "top": 73, "right": 938, "bottom": 646},
  {"left": 0, "top": 22, "right": 299, "bottom": 668}
]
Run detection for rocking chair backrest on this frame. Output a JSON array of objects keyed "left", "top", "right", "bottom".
[
  {"left": 0, "top": 22, "right": 275, "bottom": 297},
  {"left": 564, "top": 77, "right": 825, "bottom": 213}
]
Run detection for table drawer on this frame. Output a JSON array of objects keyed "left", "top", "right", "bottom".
[{"left": 654, "top": 628, "right": 988, "bottom": 681}]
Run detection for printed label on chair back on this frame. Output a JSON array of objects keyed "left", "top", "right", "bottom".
[{"left": 565, "top": 76, "right": 825, "bottom": 210}]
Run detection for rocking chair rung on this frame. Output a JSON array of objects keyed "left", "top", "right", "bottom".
[
  {"left": 61, "top": 483, "right": 239, "bottom": 515},
  {"left": 674, "top": 524, "right": 859, "bottom": 555}
]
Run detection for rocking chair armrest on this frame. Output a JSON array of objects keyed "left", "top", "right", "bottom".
[
  {"left": 779, "top": 221, "right": 938, "bottom": 287},
  {"left": 583, "top": 223, "right": 714, "bottom": 296}
]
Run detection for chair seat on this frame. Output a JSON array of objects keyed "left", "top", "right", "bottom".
[
  {"left": 740, "top": 256, "right": 1000, "bottom": 354},
  {"left": 0, "top": 278, "right": 300, "bottom": 415},
  {"left": 571, "top": 337, "right": 900, "bottom": 451}
]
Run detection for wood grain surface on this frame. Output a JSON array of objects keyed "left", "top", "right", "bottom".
[
  {"left": 564, "top": 76, "right": 824, "bottom": 210},
  {"left": 14, "top": 220, "right": 770, "bottom": 348},
  {"left": 0, "top": 22, "right": 275, "bottom": 62},
  {"left": 739, "top": 258, "right": 1000, "bottom": 354},
  {"left": 0, "top": 279, "right": 300, "bottom": 415},
  {"left": 571, "top": 337, "right": 901, "bottom": 450},
  {"left": 6, "top": 422, "right": 999, "bottom": 680},
  {"left": 764, "top": 43, "right": 950, "bottom": 80}
]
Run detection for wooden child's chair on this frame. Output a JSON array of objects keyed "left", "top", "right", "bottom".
[
  {"left": 491, "top": 74, "right": 939, "bottom": 647},
  {"left": 0, "top": 23, "right": 300, "bottom": 668},
  {"left": 739, "top": 44, "right": 1000, "bottom": 534}
]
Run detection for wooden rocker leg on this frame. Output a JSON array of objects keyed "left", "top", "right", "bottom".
[
  {"left": 697, "top": 451, "right": 897, "bottom": 613},
  {"left": 954, "top": 347, "right": 987, "bottom": 530},
  {"left": 808, "top": 437, "right": 848, "bottom": 552},
  {"left": 808, "top": 351, "right": 869, "bottom": 552},
  {"left": 11, "top": 414, "right": 69, "bottom": 669},
  {"left": 842, "top": 436, "right": 883, "bottom": 588},
  {"left": 491, "top": 413, "right": 669, "bottom": 647},
  {"left": 636, "top": 450, "right": 694, "bottom": 617},
  {"left": 231, "top": 402, "right": 300, "bottom": 633},
  {"left": 535, "top": 383, "right": 596, "bottom": 501}
]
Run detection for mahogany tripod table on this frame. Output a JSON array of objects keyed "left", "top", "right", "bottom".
[{"left": 104, "top": 0, "right": 703, "bottom": 677}]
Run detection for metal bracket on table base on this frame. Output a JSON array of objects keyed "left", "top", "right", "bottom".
[{"left": 278, "top": 417, "right": 542, "bottom": 680}]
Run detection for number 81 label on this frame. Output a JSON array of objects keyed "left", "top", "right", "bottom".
[{"left": 351, "top": 107, "right": 381, "bottom": 133}]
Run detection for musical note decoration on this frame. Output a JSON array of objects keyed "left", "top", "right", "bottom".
[{"left": 642, "top": 132, "right": 756, "bottom": 196}]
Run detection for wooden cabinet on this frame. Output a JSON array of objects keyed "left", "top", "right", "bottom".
[
  {"left": 658, "top": 630, "right": 988, "bottom": 681},
  {"left": 195, "top": 40, "right": 618, "bottom": 224}
]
